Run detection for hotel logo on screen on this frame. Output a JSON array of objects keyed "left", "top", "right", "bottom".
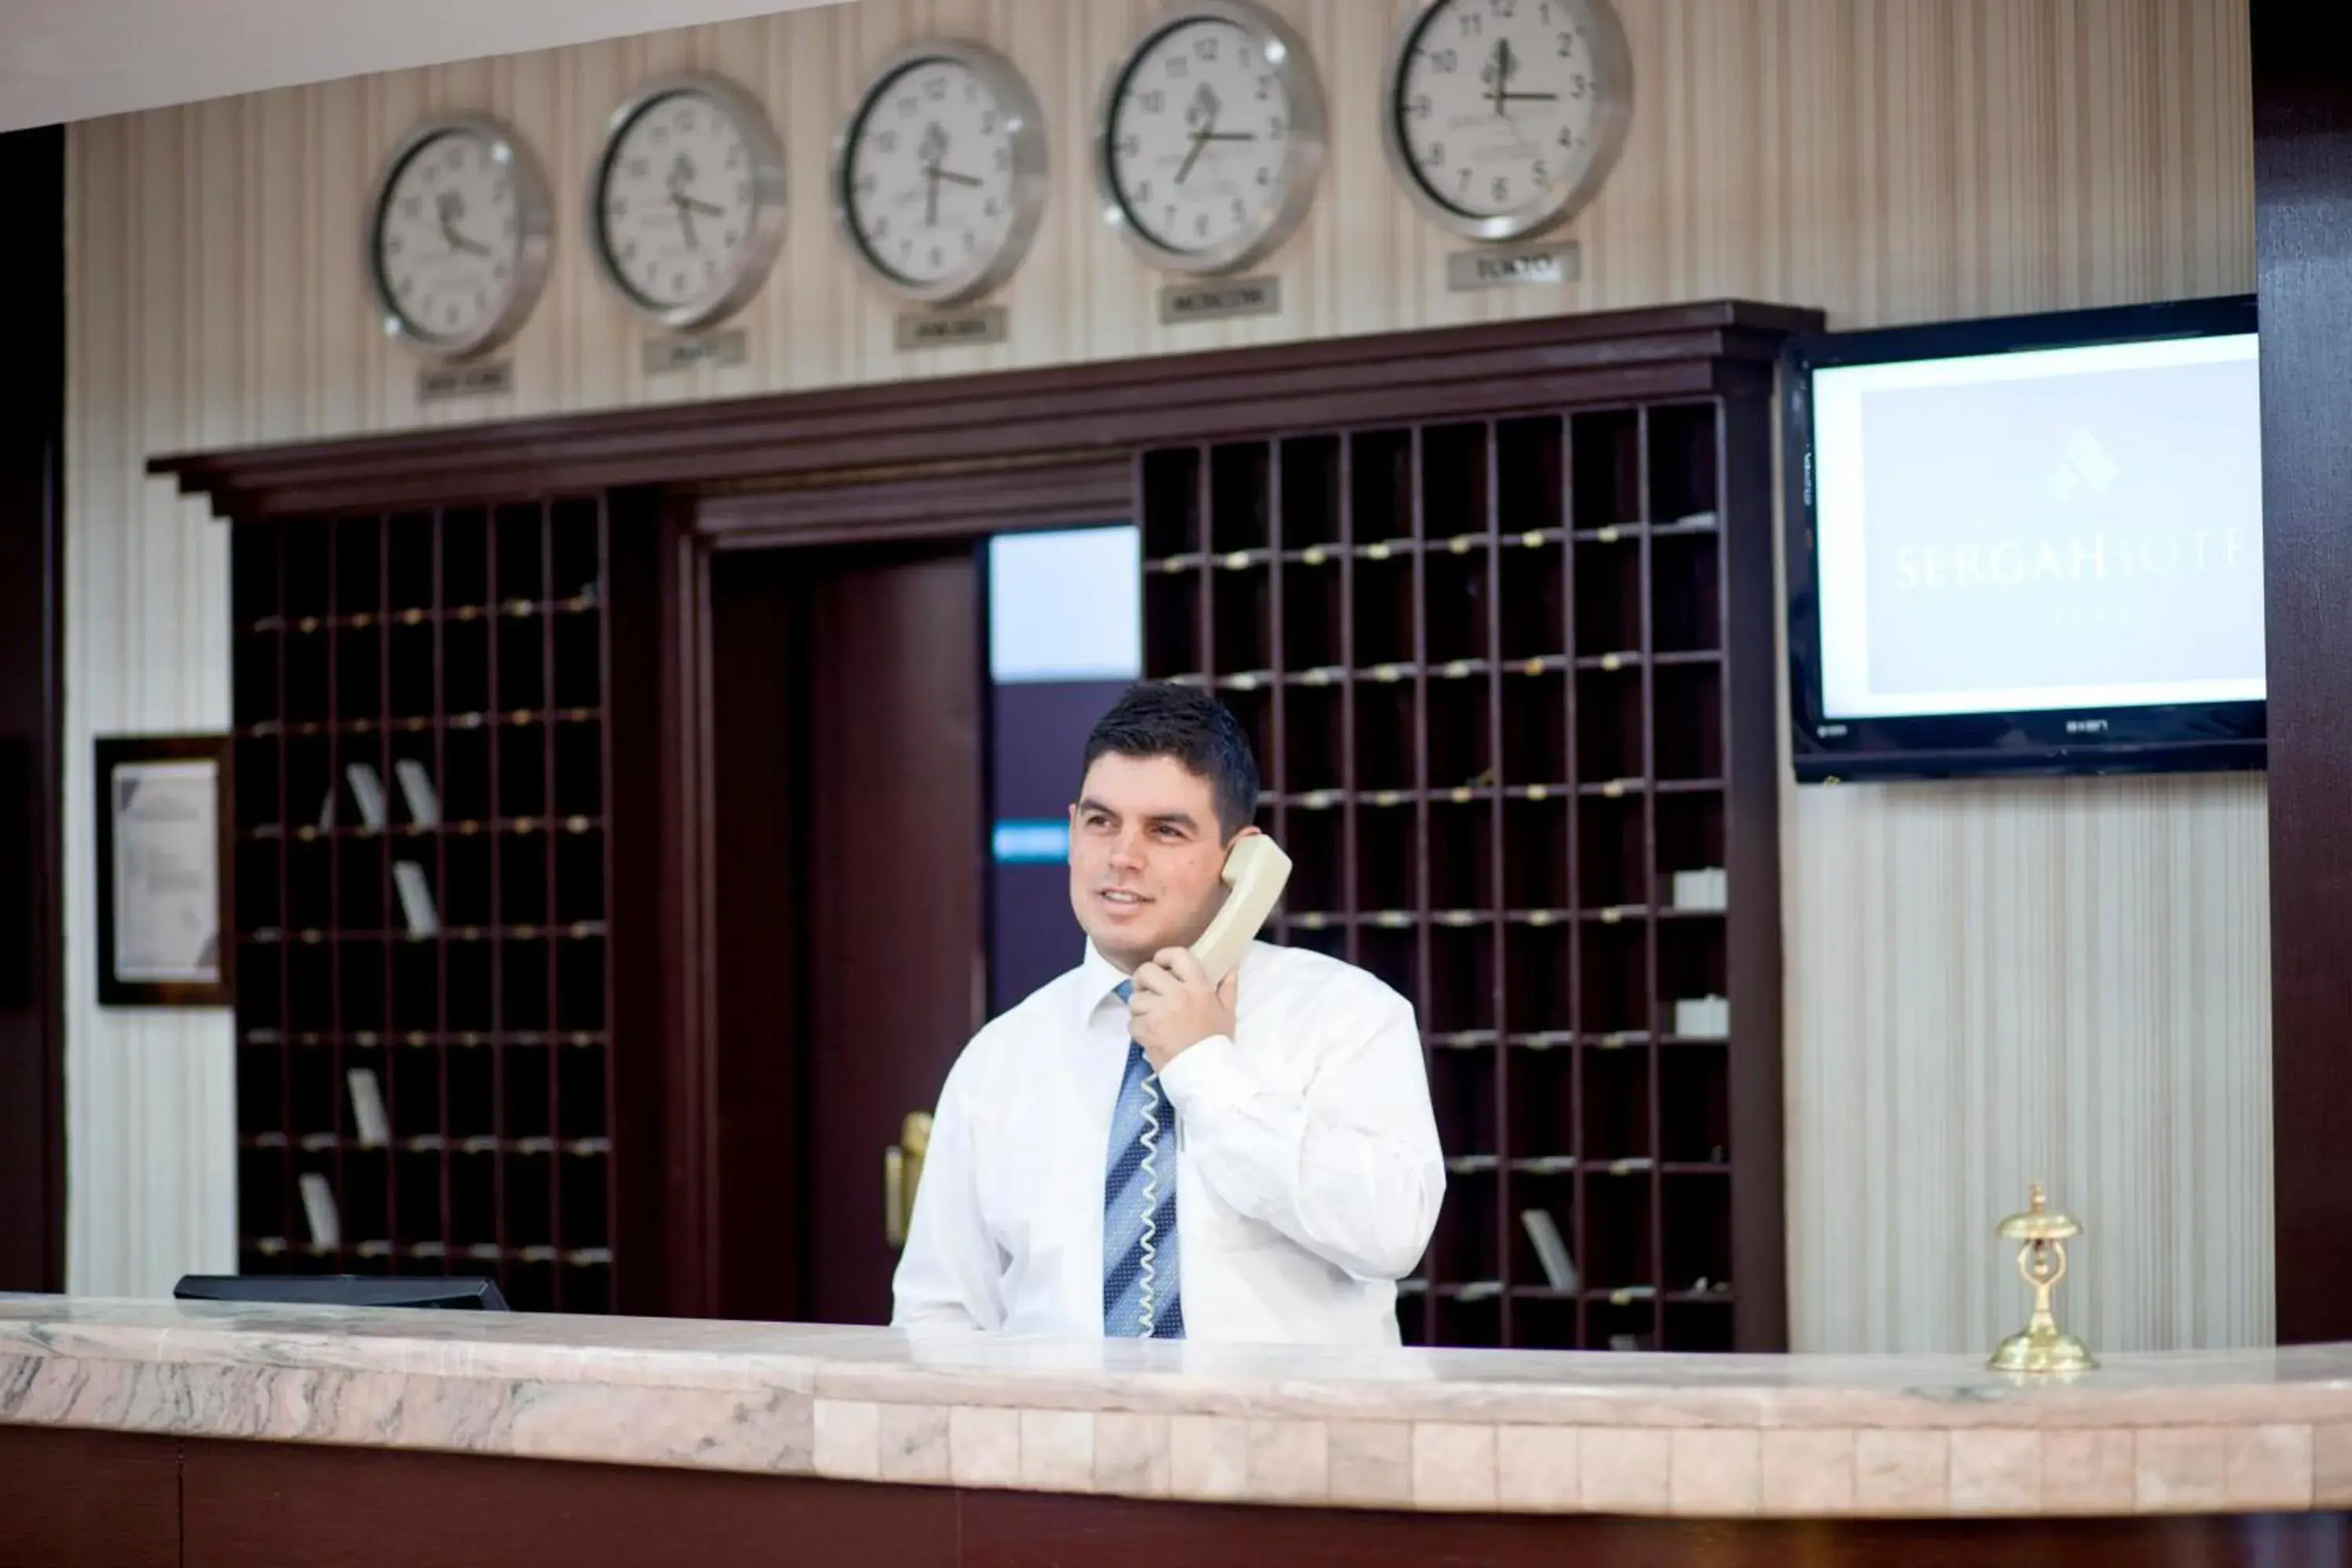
[{"left": 1890, "top": 424, "right": 2256, "bottom": 596}]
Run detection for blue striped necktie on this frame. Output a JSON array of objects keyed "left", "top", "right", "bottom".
[{"left": 1102, "top": 982, "right": 1183, "bottom": 1338}]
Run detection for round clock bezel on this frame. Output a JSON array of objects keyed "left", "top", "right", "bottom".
[
  {"left": 1379, "top": 0, "right": 1635, "bottom": 245},
  {"left": 831, "top": 39, "right": 1049, "bottom": 307},
  {"left": 362, "top": 112, "right": 555, "bottom": 361},
  {"left": 587, "top": 70, "right": 789, "bottom": 332},
  {"left": 1092, "top": 0, "right": 1328, "bottom": 278}
]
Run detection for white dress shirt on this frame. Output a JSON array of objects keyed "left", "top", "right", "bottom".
[{"left": 891, "top": 938, "right": 1446, "bottom": 1345}]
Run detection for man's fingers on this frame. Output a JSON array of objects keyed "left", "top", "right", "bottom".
[{"left": 1156, "top": 947, "right": 1210, "bottom": 989}]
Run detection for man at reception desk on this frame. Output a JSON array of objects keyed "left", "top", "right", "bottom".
[{"left": 894, "top": 682, "right": 1445, "bottom": 1345}]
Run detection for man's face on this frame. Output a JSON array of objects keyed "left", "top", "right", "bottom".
[{"left": 1068, "top": 753, "right": 1232, "bottom": 972}]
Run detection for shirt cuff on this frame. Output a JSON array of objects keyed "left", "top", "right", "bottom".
[{"left": 1155, "top": 1033, "right": 1253, "bottom": 1119}]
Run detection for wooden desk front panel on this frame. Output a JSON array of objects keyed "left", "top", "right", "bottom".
[
  {"left": 0, "top": 1426, "right": 178, "bottom": 1568},
  {"left": 7, "top": 1428, "right": 2347, "bottom": 1568}
]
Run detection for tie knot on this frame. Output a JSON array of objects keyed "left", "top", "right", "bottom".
[{"left": 1113, "top": 981, "right": 1134, "bottom": 1004}]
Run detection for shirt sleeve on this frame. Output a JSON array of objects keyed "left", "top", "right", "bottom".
[
  {"left": 1154, "top": 978, "right": 1444, "bottom": 1282},
  {"left": 889, "top": 1050, "right": 1004, "bottom": 1332}
]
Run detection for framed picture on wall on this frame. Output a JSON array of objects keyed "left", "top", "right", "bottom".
[{"left": 93, "top": 733, "right": 232, "bottom": 1007}]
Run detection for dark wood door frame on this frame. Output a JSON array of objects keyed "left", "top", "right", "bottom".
[
  {"left": 0, "top": 124, "right": 67, "bottom": 1295},
  {"left": 160, "top": 303, "right": 1814, "bottom": 1321},
  {"left": 2252, "top": 5, "right": 2352, "bottom": 1344},
  {"left": 656, "top": 506, "right": 724, "bottom": 1316},
  {"left": 653, "top": 467, "right": 1131, "bottom": 1318}
]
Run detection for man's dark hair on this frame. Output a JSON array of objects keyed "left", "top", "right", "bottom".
[{"left": 1080, "top": 682, "right": 1260, "bottom": 840}]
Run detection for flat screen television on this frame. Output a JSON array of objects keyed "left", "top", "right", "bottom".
[{"left": 1781, "top": 296, "right": 2263, "bottom": 782}]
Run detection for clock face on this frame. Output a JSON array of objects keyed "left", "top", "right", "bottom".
[
  {"left": 837, "top": 45, "right": 1046, "bottom": 303},
  {"left": 1098, "top": 2, "right": 1326, "bottom": 275},
  {"left": 592, "top": 76, "right": 787, "bottom": 328},
  {"left": 368, "top": 122, "right": 549, "bottom": 357},
  {"left": 1387, "top": 0, "right": 1633, "bottom": 241}
]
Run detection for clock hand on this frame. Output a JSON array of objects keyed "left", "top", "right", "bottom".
[
  {"left": 1495, "top": 90, "right": 1559, "bottom": 103},
  {"left": 1176, "top": 103, "right": 1220, "bottom": 186},
  {"left": 679, "top": 195, "right": 727, "bottom": 217},
  {"left": 672, "top": 191, "right": 699, "bottom": 249},
  {"left": 916, "top": 122, "right": 956, "bottom": 227},
  {"left": 1176, "top": 127, "right": 1210, "bottom": 186},
  {"left": 1176, "top": 82, "right": 1224, "bottom": 185},
  {"left": 931, "top": 166, "right": 982, "bottom": 188},
  {"left": 437, "top": 212, "right": 490, "bottom": 257},
  {"left": 1176, "top": 129, "right": 1208, "bottom": 185},
  {"left": 1486, "top": 38, "right": 1525, "bottom": 116},
  {"left": 432, "top": 190, "right": 490, "bottom": 256}
]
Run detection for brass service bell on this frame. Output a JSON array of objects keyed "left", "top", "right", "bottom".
[{"left": 1988, "top": 1182, "right": 2096, "bottom": 1375}]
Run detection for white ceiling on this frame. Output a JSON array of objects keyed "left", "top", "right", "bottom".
[{"left": 0, "top": 0, "right": 851, "bottom": 133}]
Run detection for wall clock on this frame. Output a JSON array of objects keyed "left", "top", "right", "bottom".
[
  {"left": 1381, "top": 0, "right": 1633, "bottom": 242},
  {"left": 365, "top": 113, "right": 554, "bottom": 360},
  {"left": 1094, "top": 0, "right": 1327, "bottom": 277},
  {"left": 833, "top": 40, "right": 1047, "bottom": 306},
  {"left": 589, "top": 72, "right": 789, "bottom": 330}
]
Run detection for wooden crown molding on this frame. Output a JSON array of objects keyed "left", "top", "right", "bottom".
[
  {"left": 151, "top": 301, "right": 1822, "bottom": 519},
  {"left": 694, "top": 452, "right": 1132, "bottom": 550}
]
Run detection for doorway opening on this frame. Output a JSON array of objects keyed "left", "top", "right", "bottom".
[{"left": 699, "top": 521, "right": 1139, "bottom": 1324}]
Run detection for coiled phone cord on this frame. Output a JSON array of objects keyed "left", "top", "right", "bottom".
[{"left": 1133, "top": 1068, "right": 1164, "bottom": 1335}]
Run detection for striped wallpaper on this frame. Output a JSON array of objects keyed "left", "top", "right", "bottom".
[{"left": 64, "top": 0, "right": 2265, "bottom": 1350}]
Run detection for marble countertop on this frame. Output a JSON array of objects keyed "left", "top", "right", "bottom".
[{"left": 5, "top": 1294, "right": 2349, "bottom": 1519}]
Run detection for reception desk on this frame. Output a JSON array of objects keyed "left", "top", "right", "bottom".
[{"left": 4, "top": 1296, "right": 2349, "bottom": 1566}]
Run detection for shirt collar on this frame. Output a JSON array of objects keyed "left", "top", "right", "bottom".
[{"left": 1074, "top": 941, "right": 1132, "bottom": 1029}]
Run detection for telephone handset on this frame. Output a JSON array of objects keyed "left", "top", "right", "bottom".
[
  {"left": 1189, "top": 833, "right": 1291, "bottom": 983},
  {"left": 1116, "top": 833, "right": 1286, "bottom": 1336}
]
